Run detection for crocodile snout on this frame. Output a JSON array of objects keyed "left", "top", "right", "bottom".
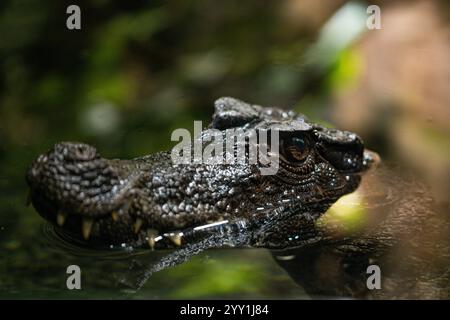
[
  {"left": 26, "top": 142, "right": 130, "bottom": 241},
  {"left": 26, "top": 142, "right": 101, "bottom": 195}
]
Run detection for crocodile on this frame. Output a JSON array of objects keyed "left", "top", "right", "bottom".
[
  {"left": 25, "top": 97, "right": 450, "bottom": 299},
  {"left": 26, "top": 97, "right": 376, "bottom": 251}
]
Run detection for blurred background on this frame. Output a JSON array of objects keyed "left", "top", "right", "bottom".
[{"left": 0, "top": 0, "right": 448, "bottom": 298}]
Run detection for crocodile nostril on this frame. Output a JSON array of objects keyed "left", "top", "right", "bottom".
[
  {"left": 74, "top": 144, "right": 96, "bottom": 160},
  {"left": 54, "top": 142, "right": 99, "bottom": 162}
]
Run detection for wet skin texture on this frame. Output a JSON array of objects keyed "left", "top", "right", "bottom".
[
  {"left": 26, "top": 98, "right": 450, "bottom": 299},
  {"left": 26, "top": 97, "right": 375, "bottom": 250}
]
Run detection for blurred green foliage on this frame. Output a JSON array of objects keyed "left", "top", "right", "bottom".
[{"left": 0, "top": 0, "right": 355, "bottom": 160}]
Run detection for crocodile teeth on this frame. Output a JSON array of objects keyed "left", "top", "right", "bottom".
[
  {"left": 148, "top": 238, "right": 155, "bottom": 250},
  {"left": 147, "top": 229, "right": 159, "bottom": 250},
  {"left": 82, "top": 218, "right": 94, "bottom": 240},
  {"left": 111, "top": 211, "right": 119, "bottom": 221},
  {"left": 134, "top": 218, "right": 143, "bottom": 234},
  {"left": 168, "top": 234, "right": 182, "bottom": 246},
  {"left": 57, "top": 212, "right": 67, "bottom": 226}
]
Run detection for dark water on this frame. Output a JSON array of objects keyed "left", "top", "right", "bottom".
[{"left": 1, "top": 223, "right": 307, "bottom": 299}]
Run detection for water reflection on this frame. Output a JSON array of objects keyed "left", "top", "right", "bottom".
[{"left": 273, "top": 165, "right": 449, "bottom": 299}]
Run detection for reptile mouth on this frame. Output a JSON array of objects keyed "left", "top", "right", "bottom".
[
  {"left": 27, "top": 189, "right": 225, "bottom": 250},
  {"left": 27, "top": 188, "right": 120, "bottom": 242},
  {"left": 26, "top": 168, "right": 190, "bottom": 249},
  {"left": 27, "top": 189, "right": 164, "bottom": 249}
]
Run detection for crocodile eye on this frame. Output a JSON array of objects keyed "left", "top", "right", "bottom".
[{"left": 280, "top": 135, "right": 310, "bottom": 163}]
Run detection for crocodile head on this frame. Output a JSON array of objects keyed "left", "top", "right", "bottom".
[{"left": 26, "top": 97, "right": 377, "bottom": 249}]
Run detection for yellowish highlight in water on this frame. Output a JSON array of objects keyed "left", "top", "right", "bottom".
[{"left": 319, "top": 191, "right": 366, "bottom": 233}]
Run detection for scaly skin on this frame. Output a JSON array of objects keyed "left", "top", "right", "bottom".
[{"left": 26, "top": 97, "right": 375, "bottom": 250}]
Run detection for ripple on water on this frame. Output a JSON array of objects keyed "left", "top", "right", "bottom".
[{"left": 40, "top": 223, "right": 150, "bottom": 260}]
